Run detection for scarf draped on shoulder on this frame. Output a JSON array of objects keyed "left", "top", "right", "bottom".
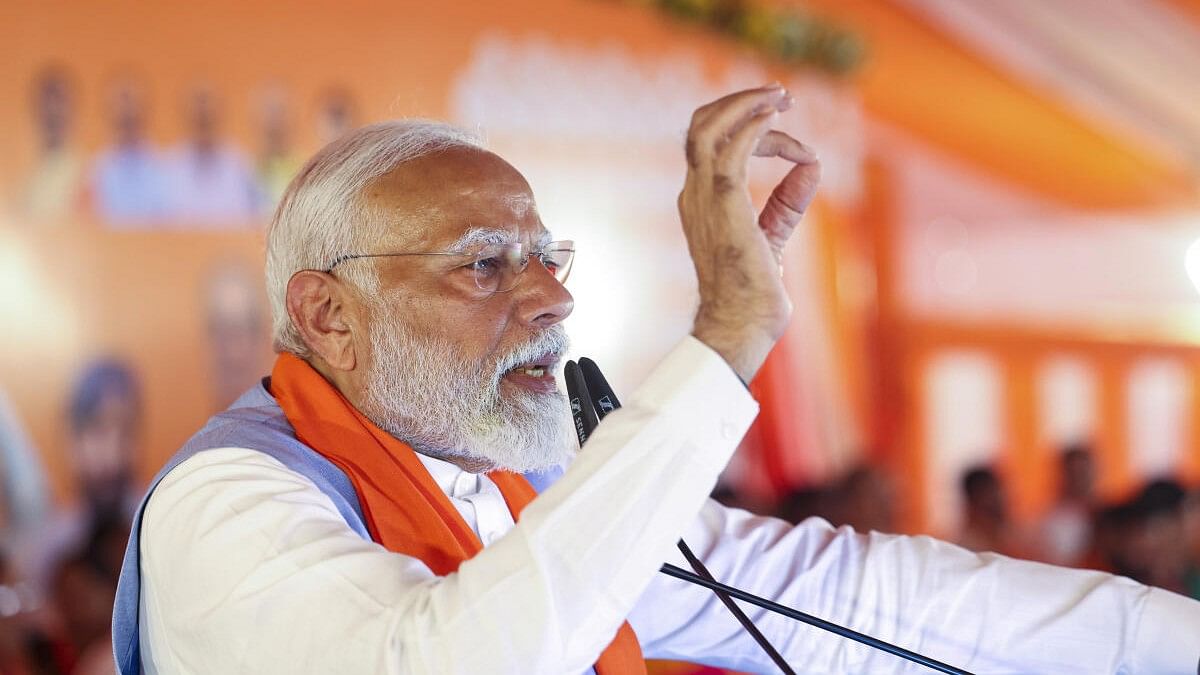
[{"left": 271, "top": 352, "right": 645, "bottom": 674}]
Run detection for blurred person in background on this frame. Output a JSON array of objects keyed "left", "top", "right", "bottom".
[
  {"left": 0, "top": 386, "right": 50, "bottom": 559},
  {"left": 829, "top": 463, "right": 896, "bottom": 534},
  {"left": 43, "top": 550, "right": 118, "bottom": 675},
  {"left": 8, "top": 363, "right": 143, "bottom": 675},
  {"left": 1083, "top": 501, "right": 1141, "bottom": 576},
  {"left": 1133, "top": 479, "right": 1194, "bottom": 597},
  {"left": 0, "top": 388, "right": 52, "bottom": 672},
  {"left": 16, "top": 546, "right": 121, "bottom": 675},
  {"left": 956, "top": 464, "right": 1027, "bottom": 557},
  {"left": 160, "top": 84, "right": 258, "bottom": 225},
  {"left": 255, "top": 85, "right": 302, "bottom": 213},
  {"left": 776, "top": 464, "right": 897, "bottom": 534},
  {"left": 30, "top": 360, "right": 142, "bottom": 596},
  {"left": 774, "top": 484, "right": 833, "bottom": 526},
  {"left": 66, "top": 360, "right": 142, "bottom": 527},
  {"left": 203, "top": 260, "right": 271, "bottom": 410},
  {"left": 20, "top": 65, "right": 83, "bottom": 224},
  {"left": 1038, "top": 443, "right": 1096, "bottom": 566},
  {"left": 1080, "top": 481, "right": 1199, "bottom": 600},
  {"left": 313, "top": 85, "right": 359, "bottom": 145},
  {"left": 91, "top": 76, "right": 167, "bottom": 225},
  {"left": 1185, "top": 487, "right": 1200, "bottom": 599},
  {"left": 0, "top": 552, "right": 39, "bottom": 675}
]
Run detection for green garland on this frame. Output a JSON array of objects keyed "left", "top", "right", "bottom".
[{"left": 643, "top": 0, "right": 865, "bottom": 75}]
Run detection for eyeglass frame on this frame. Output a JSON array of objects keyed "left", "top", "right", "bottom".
[{"left": 321, "top": 239, "right": 575, "bottom": 293}]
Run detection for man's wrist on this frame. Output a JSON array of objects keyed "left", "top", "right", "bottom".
[{"left": 690, "top": 323, "right": 776, "bottom": 384}]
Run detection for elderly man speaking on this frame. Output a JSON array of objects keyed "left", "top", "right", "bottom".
[{"left": 113, "top": 87, "right": 1200, "bottom": 673}]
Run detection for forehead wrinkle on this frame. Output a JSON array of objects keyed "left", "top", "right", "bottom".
[{"left": 502, "top": 194, "right": 534, "bottom": 218}]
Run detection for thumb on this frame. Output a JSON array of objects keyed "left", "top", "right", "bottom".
[{"left": 759, "top": 160, "right": 821, "bottom": 243}]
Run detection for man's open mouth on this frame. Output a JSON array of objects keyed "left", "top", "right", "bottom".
[
  {"left": 501, "top": 352, "right": 561, "bottom": 392},
  {"left": 505, "top": 356, "right": 557, "bottom": 377}
]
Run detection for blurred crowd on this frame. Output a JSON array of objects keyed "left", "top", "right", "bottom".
[
  {"left": 1, "top": 361, "right": 141, "bottom": 674},
  {"left": 951, "top": 449, "right": 1200, "bottom": 597},
  {"left": 749, "top": 445, "right": 1200, "bottom": 600},
  {"left": 0, "top": 268, "right": 269, "bottom": 673},
  {"left": 15, "top": 64, "right": 360, "bottom": 227}
]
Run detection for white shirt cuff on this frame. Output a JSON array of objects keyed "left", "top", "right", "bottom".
[{"left": 629, "top": 335, "right": 759, "bottom": 459}]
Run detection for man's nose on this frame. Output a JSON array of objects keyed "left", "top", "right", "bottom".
[{"left": 515, "top": 258, "right": 574, "bottom": 328}]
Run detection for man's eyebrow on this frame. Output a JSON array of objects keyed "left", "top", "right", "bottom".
[
  {"left": 447, "top": 227, "right": 513, "bottom": 251},
  {"left": 447, "top": 227, "right": 554, "bottom": 251}
]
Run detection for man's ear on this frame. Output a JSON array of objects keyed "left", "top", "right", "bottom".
[{"left": 285, "top": 270, "right": 358, "bottom": 371}]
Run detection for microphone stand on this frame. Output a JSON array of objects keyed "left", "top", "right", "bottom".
[{"left": 564, "top": 357, "right": 975, "bottom": 675}]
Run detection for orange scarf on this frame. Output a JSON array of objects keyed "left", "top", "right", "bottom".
[{"left": 271, "top": 353, "right": 646, "bottom": 673}]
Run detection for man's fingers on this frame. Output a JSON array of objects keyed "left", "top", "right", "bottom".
[
  {"left": 688, "top": 86, "right": 790, "bottom": 168},
  {"left": 719, "top": 109, "right": 778, "bottom": 176},
  {"left": 752, "top": 129, "right": 820, "bottom": 243},
  {"left": 681, "top": 86, "right": 820, "bottom": 252},
  {"left": 692, "top": 84, "right": 785, "bottom": 130},
  {"left": 719, "top": 93, "right": 794, "bottom": 152},
  {"left": 754, "top": 130, "right": 818, "bottom": 164}
]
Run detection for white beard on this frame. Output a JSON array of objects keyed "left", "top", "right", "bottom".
[{"left": 359, "top": 306, "right": 574, "bottom": 473}]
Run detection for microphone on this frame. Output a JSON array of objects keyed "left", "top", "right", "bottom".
[
  {"left": 564, "top": 361, "right": 599, "bottom": 446},
  {"left": 564, "top": 357, "right": 974, "bottom": 675},
  {"left": 577, "top": 358, "right": 618, "bottom": 418},
  {"left": 569, "top": 358, "right": 794, "bottom": 674}
]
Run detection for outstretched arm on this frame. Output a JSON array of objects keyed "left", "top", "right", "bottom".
[{"left": 630, "top": 501, "right": 1200, "bottom": 674}]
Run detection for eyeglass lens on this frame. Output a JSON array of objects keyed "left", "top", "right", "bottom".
[{"left": 472, "top": 242, "right": 574, "bottom": 293}]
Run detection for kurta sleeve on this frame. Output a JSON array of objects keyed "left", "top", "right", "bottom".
[{"left": 630, "top": 501, "right": 1200, "bottom": 674}]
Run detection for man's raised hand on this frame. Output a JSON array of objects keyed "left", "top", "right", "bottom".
[{"left": 679, "top": 85, "right": 821, "bottom": 382}]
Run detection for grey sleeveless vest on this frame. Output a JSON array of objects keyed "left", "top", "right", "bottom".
[{"left": 110, "top": 380, "right": 563, "bottom": 673}]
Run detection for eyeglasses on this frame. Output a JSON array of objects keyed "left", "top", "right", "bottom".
[{"left": 323, "top": 240, "right": 575, "bottom": 294}]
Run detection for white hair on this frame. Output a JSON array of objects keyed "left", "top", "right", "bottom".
[{"left": 265, "top": 120, "right": 483, "bottom": 356}]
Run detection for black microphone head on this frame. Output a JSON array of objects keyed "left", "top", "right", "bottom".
[
  {"left": 578, "top": 357, "right": 621, "bottom": 419},
  {"left": 563, "top": 360, "right": 598, "bottom": 446}
]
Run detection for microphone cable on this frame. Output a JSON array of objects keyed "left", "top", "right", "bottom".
[{"left": 658, "top": 564, "right": 971, "bottom": 675}]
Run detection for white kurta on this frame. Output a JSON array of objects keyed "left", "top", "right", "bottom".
[{"left": 137, "top": 337, "right": 1200, "bottom": 674}]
